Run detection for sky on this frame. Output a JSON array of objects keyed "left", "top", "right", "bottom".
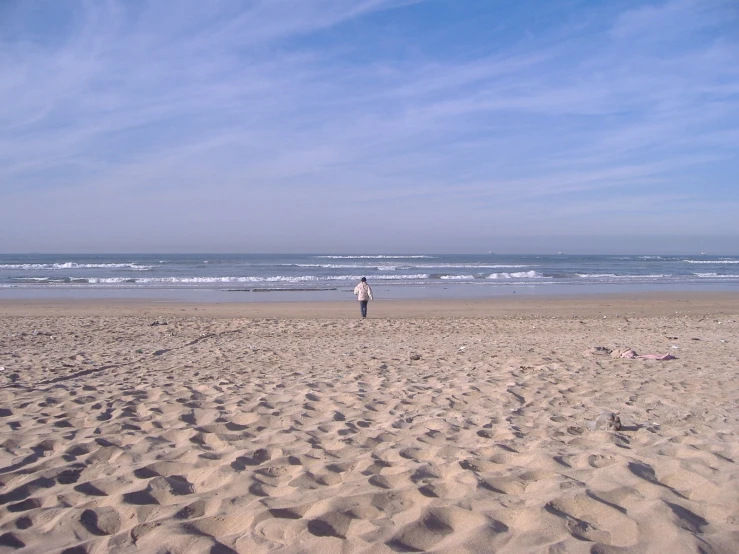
[{"left": 1, "top": 0, "right": 738, "bottom": 254}]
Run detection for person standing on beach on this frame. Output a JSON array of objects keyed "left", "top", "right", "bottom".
[{"left": 353, "top": 277, "right": 373, "bottom": 319}]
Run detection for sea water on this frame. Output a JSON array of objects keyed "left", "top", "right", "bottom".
[{"left": 1, "top": 253, "right": 738, "bottom": 301}]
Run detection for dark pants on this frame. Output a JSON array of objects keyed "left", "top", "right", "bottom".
[{"left": 359, "top": 301, "right": 368, "bottom": 318}]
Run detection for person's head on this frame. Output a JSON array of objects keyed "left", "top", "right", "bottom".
[{"left": 361, "top": 277, "right": 366, "bottom": 282}]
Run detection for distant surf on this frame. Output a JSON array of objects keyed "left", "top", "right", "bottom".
[{"left": 2, "top": 253, "right": 739, "bottom": 295}]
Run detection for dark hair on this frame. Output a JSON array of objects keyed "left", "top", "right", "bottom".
[{"left": 361, "top": 277, "right": 366, "bottom": 282}]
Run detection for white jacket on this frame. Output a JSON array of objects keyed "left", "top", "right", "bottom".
[{"left": 353, "top": 282, "right": 373, "bottom": 301}]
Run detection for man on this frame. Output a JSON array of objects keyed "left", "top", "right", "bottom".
[{"left": 353, "top": 277, "right": 373, "bottom": 319}]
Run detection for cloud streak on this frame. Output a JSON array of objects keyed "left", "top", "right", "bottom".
[{"left": 0, "top": 0, "right": 737, "bottom": 252}]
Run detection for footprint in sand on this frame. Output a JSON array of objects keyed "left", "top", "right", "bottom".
[{"left": 80, "top": 506, "right": 122, "bottom": 536}]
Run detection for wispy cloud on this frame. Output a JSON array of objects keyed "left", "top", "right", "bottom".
[{"left": 0, "top": 0, "right": 737, "bottom": 252}]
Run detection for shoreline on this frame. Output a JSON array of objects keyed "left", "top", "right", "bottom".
[
  {"left": 2, "top": 290, "right": 738, "bottom": 318},
  {"left": 3, "top": 278, "right": 739, "bottom": 306}
]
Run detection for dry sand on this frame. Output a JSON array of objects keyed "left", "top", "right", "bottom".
[{"left": 1, "top": 293, "right": 738, "bottom": 553}]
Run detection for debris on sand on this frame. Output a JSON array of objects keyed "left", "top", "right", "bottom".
[{"left": 589, "top": 412, "right": 623, "bottom": 431}]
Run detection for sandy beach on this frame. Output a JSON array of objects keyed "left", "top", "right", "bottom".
[{"left": 1, "top": 293, "right": 738, "bottom": 553}]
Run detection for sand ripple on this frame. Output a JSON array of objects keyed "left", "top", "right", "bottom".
[{"left": 1, "top": 312, "right": 738, "bottom": 552}]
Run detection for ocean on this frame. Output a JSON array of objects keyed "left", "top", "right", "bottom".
[{"left": 1, "top": 253, "right": 739, "bottom": 301}]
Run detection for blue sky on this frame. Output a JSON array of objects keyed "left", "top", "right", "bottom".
[{"left": 1, "top": 0, "right": 737, "bottom": 254}]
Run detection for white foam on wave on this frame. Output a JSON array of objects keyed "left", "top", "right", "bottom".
[
  {"left": 577, "top": 273, "right": 618, "bottom": 278},
  {"left": 292, "top": 264, "right": 400, "bottom": 270},
  {"left": 416, "top": 264, "right": 534, "bottom": 269},
  {"left": 294, "top": 263, "right": 528, "bottom": 271},
  {"left": 314, "top": 255, "right": 436, "bottom": 259},
  {"left": 369, "top": 274, "right": 429, "bottom": 280},
  {"left": 577, "top": 274, "right": 669, "bottom": 280},
  {"left": 440, "top": 275, "right": 475, "bottom": 280},
  {"left": 684, "top": 260, "right": 739, "bottom": 264},
  {"left": 293, "top": 264, "right": 362, "bottom": 268},
  {"left": 693, "top": 272, "right": 734, "bottom": 278},
  {"left": 1, "top": 262, "right": 153, "bottom": 270},
  {"left": 85, "top": 274, "right": 430, "bottom": 284},
  {"left": 488, "top": 271, "right": 543, "bottom": 279}
]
